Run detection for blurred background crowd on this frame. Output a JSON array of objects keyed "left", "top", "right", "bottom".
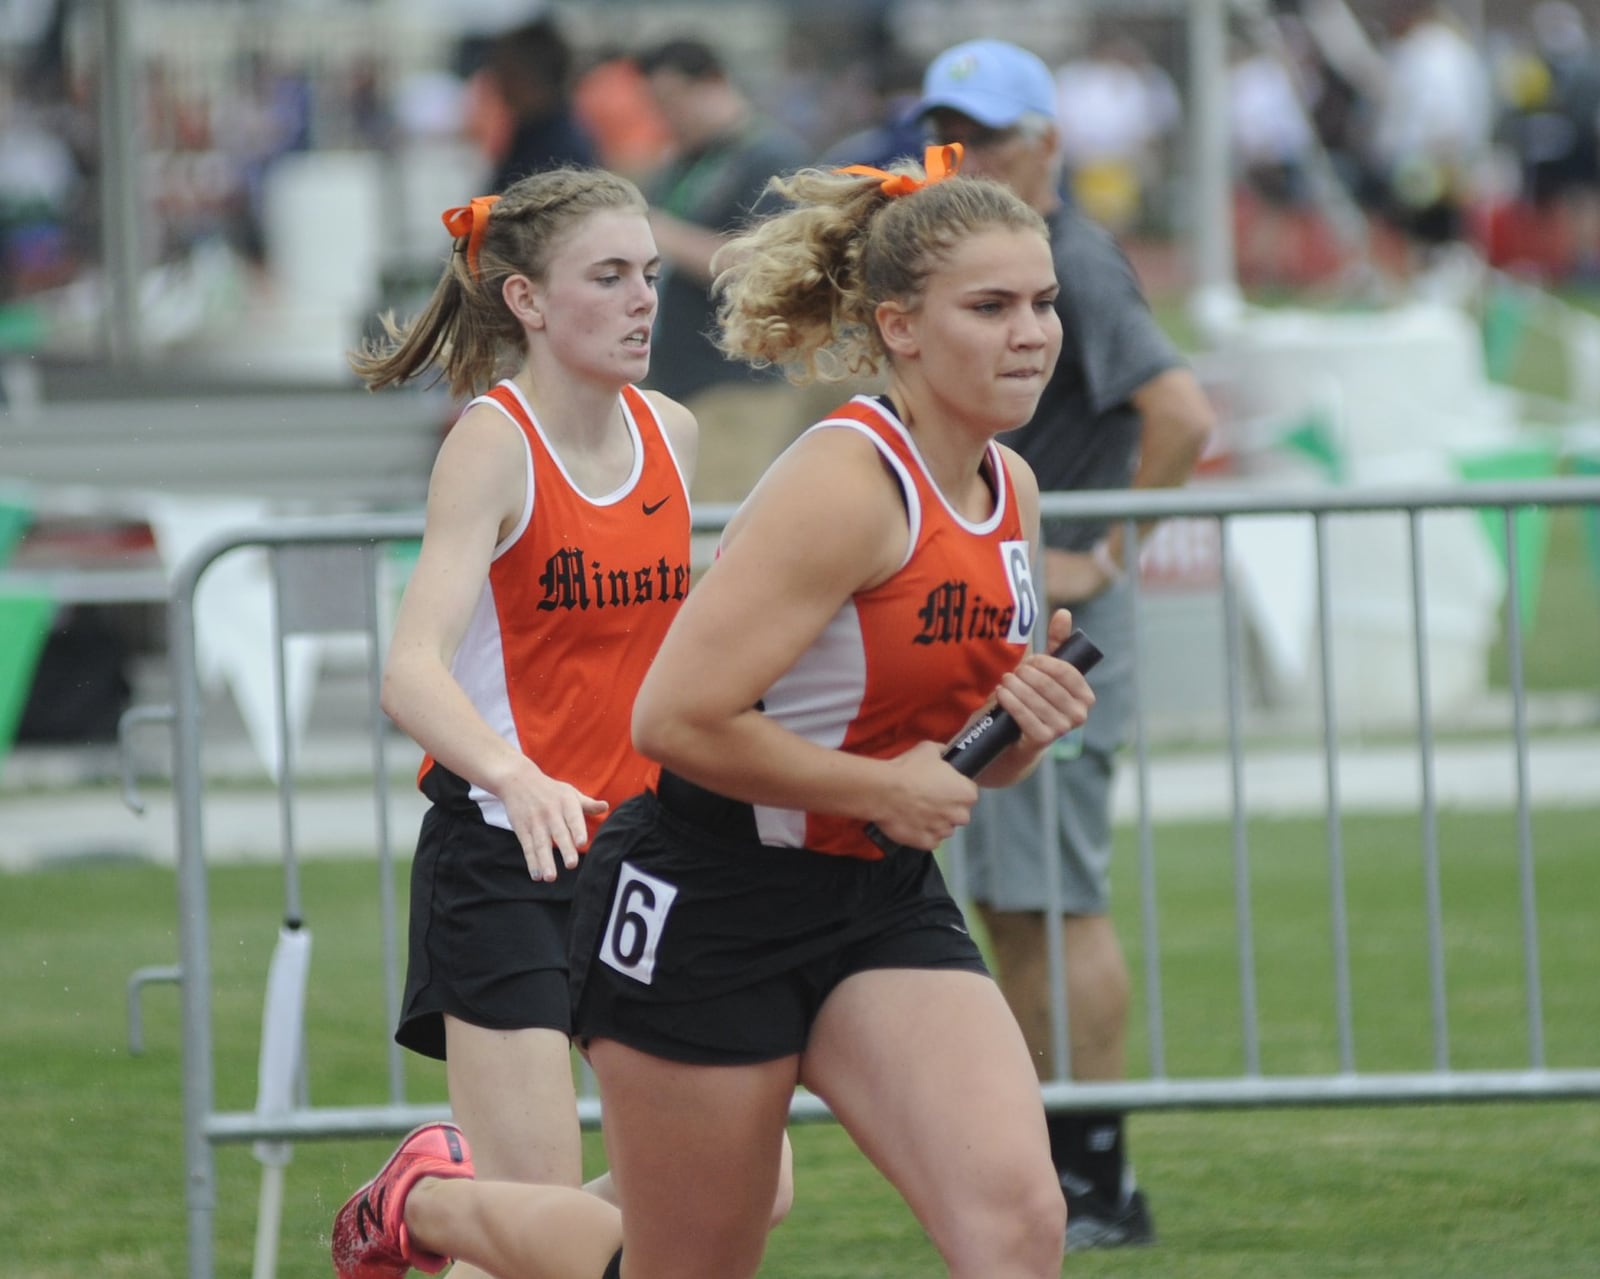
[
  {"left": 5, "top": 0, "right": 1600, "bottom": 762},
  {"left": 3, "top": 0, "right": 1600, "bottom": 749},
  {"left": 3, "top": 0, "right": 1600, "bottom": 380}
]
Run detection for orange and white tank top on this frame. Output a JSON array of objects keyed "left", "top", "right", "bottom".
[
  {"left": 660, "top": 394, "right": 1038, "bottom": 860},
  {"left": 419, "top": 380, "right": 692, "bottom": 839}
]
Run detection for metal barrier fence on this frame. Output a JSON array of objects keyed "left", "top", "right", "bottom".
[{"left": 149, "top": 478, "right": 1600, "bottom": 1278}]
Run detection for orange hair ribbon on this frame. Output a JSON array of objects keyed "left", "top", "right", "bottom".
[
  {"left": 834, "top": 143, "right": 965, "bottom": 197},
  {"left": 441, "top": 194, "right": 501, "bottom": 279}
]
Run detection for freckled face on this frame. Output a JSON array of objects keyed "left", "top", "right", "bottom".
[
  {"left": 533, "top": 209, "right": 660, "bottom": 384},
  {"left": 895, "top": 225, "right": 1061, "bottom": 433}
]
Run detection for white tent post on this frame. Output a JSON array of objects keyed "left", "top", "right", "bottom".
[
  {"left": 251, "top": 923, "right": 313, "bottom": 1279},
  {"left": 96, "top": 0, "right": 143, "bottom": 367},
  {"left": 1188, "top": 0, "right": 1245, "bottom": 341}
]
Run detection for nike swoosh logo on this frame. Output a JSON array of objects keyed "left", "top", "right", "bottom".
[{"left": 642, "top": 496, "right": 671, "bottom": 515}]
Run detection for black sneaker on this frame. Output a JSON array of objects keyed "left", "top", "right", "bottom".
[{"left": 1062, "top": 1181, "right": 1156, "bottom": 1252}]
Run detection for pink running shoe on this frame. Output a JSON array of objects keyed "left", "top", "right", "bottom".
[{"left": 331, "top": 1122, "right": 475, "bottom": 1279}]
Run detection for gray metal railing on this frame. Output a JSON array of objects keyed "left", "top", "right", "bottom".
[
  {"left": 1021, "top": 479, "right": 1600, "bottom": 1112},
  {"left": 152, "top": 477, "right": 1600, "bottom": 1278}
]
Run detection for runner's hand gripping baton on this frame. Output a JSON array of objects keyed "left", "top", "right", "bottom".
[{"left": 864, "top": 628, "right": 1104, "bottom": 856}]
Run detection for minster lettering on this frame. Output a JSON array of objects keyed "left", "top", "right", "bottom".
[{"left": 537, "top": 547, "right": 690, "bottom": 611}]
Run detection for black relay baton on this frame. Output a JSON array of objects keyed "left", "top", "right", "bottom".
[{"left": 864, "top": 628, "right": 1104, "bottom": 856}]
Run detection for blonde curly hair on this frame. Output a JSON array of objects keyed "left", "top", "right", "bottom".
[{"left": 712, "top": 157, "right": 1046, "bottom": 385}]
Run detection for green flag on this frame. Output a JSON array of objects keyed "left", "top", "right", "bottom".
[
  {"left": 0, "top": 593, "right": 55, "bottom": 764},
  {"left": 1455, "top": 444, "right": 1559, "bottom": 631}
]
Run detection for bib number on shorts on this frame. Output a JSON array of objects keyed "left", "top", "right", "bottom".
[{"left": 599, "top": 862, "right": 679, "bottom": 984}]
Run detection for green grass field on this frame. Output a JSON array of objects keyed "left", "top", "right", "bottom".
[{"left": 5, "top": 802, "right": 1598, "bottom": 1277}]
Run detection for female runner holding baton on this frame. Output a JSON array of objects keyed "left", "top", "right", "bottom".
[{"left": 566, "top": 144, "right": 1095, "bottom": 1279}]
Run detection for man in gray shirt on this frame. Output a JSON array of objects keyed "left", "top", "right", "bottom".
[
  {"left": 917, "top": 37, "right": 1215, "bottom": 1252},
  {"left": 635, "top": 38, "right": 813, "bottom": 505}
]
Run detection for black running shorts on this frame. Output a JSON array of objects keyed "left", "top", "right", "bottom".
[
  {"left": 397, "top": 804, "right": 583, "bottom": 1060},
  {"left": 569, "top": 789, "right": 989, "bottom": 1065}
]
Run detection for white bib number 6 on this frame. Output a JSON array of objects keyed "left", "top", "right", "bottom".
[{"left": 599, "top": 862, "right": 679, "bottom": 984}]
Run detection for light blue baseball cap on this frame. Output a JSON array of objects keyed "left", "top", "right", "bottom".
[{"left": 916, "top": 39, "right": 1057, "bottom": 128}]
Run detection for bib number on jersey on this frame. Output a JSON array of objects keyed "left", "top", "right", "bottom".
[
  {"left": 999, "top": 539, "right": 1038, "bottom": 644},
  {"left": 599, "top": 861, "right": 679, "bottom": 984}
]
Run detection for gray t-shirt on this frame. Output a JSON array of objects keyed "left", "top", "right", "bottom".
[
  {"left": 645, "top": 118, "right": 809, "bottom": 402},
  {"left": 1001, "top": 204, "right": 1181, "bottom": 551}
]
